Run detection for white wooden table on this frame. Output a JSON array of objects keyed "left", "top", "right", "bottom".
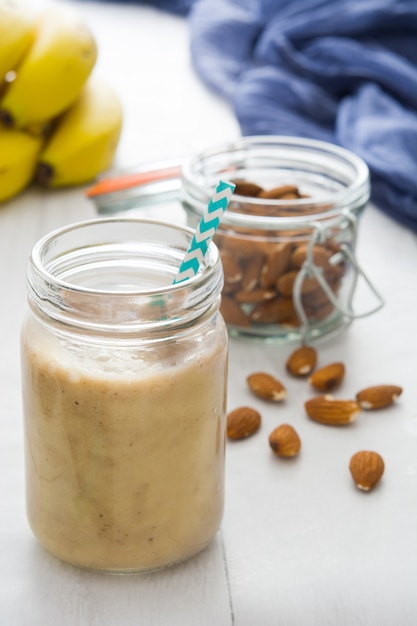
[{"left": 1, "top": 2, "right": 416, "bottom": 624}]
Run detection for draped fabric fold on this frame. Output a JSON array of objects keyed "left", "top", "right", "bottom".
[{"left": 186, "top": 0, "right": 417, "bottom": 230}]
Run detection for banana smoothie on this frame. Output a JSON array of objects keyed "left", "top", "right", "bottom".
[
  {"left": 22, "top": 313, "right": 227, "bottom": 572},
  {"left": 22, "top": 217, "right": 228, "bottom": 572}
]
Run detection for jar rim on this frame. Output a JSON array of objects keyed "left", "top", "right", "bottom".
[
  {"left": 27, "top": 217, "right": 223, "bottom": 334},
  {"left": 30, "top": 217, "right": 216, "bottom": 293},
  {"left": 181, "top": 135, "right": 370, "bottom": 229}
]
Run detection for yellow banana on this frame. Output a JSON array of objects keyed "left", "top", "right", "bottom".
[
  {"left": 0, "top": 5, "right": 97, "bottom": 128},
  {"left": 0, "top": 0, "right": 35, "bottom": 81},
  {"left": 0, "top": 128, "right": 43, "bottom": 202},
  {"left": 37, "top": 77, "right": 123, "bottom": 188}
]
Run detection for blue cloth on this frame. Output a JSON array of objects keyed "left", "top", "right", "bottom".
[
  {"left": 186, "top": 0, "right": 417, "bottom": 231},
  {"left": 85, "top": 0, "right": 417, "bottom": 230}
]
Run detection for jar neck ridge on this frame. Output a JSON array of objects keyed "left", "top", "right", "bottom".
[{"left": 27, "top": 218, "right": 223, "bottom": 336}]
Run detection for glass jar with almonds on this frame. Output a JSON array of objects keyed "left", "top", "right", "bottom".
[{"left": 181, "top": 136, "right": 383, "bottom": 342}]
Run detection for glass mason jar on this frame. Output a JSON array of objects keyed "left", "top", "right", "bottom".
[
  {"left": 181, "top": 136, "right": 383, "bottom": 342},
  {"left": 21, "top": 217, "right": 228, "bottom": 573}
]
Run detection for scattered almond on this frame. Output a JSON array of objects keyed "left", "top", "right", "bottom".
[
  {"left": 308, "top": 362, "right": 345, "bottom": 391},
  {"left": 225, "top": 298, "right": 399, "bottom": 496},
  {"left": 305, "top": 394, "right": 360, "bottom": 425},
  {"left": 286, "top": 345, "right": 317, "bottom": 377},
  {"left": 349, "top": 451, "right": 385, "bottom": 491},
  {"left": 227, "top": 406, "right": 261, "bottom": 440},
  {"left": 247, "top": 372, "right": 287, "bottom": 402},
  {"left": 269, "top": 424, "right": 301, "bottom": 457},
  {"left": 356, "top": 385, "right": 403, "bottom": 410}
]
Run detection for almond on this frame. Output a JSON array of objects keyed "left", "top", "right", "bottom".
[
  {"left": 227, "top": 406, "right": 261, "bottom": 440},
  {"left": 240, "top": 255, "right": 264, "bottom": 291},
  {"left": 247, "top": 372, "right": 287, "bottom": 402},
  {"left": 250, "top": 297, "right": 296, "bottom": 324},
  {"left": 234, "top": 288, "right": 277, "bottom": 304},
  {"left": 259, "top": 243, "right": 293, "bottom": 288},
  {"left": 269, "top": 424, "right": 301, "bottom": 457},
  {"left": 249, "top": 299, "right": 279, "bottom": 324},
  {"left": 221, "top": 254, "right": 243, "bottom": 286},
  {"left": 257, "top": 184, "right": 299, "bottom": 199},
  {"left": 301, "top": 286, "right": 333, "bottom": 307},
  {"left": 308, "top": 362, "right": 345, "bottom": 391},
  {"left": 307, "top": 300, "right": 335, "bottom": 321},
  {"left": 349, "top": 451, "right": 384, "bottom": 491},
  {"left": 356, "top": 385, "right": 403, "bottom": 409},
  {"left": 276, "top": 271, "right": 320, "bottom": 296},
  {"left": 232, "top": 180, "right": 264, "bottom": 197},
  {"left": 305, "top": 395, "right": 360, "bottom": 425},
  {"left": 286, "top": 345, "right": 317, "bottom": 377},
  {"left": 290, "top": 244, "right": 333, "bottom": 270},
  {"left": 220, "top": 295, "right": 250, "bottom": 327},
  {"left": 280, "top": 315, "right": 301, "bottom": 328},
  {"left": 275, "top": 270, "right": 298, "bottom": 296},
  {"left": 276, "top": 191, "right": 300, "bottom": 199}
]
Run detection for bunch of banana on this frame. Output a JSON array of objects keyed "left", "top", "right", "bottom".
[{"left": 0, "top": 0, "right": 123, "bottom": 203}]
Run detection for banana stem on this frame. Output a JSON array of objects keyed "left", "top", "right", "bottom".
[
  {"left": 36, "top": 162, "right": 53, "bottom": 186},
  {"left": 0, "top": 110, "right": 14, "bottom": 127}
]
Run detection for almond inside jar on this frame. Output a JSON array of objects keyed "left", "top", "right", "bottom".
[{"left": 216, "top": 180, "right": 347, "bottom": 331}]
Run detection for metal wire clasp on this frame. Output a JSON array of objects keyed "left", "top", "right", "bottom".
[{"left": 292, "top": 211, "right": 384, "bottom": 343}]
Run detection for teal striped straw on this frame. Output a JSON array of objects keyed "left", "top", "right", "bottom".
[{"left": 173, "top": 179, "right": 235, "bottom": 284}]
